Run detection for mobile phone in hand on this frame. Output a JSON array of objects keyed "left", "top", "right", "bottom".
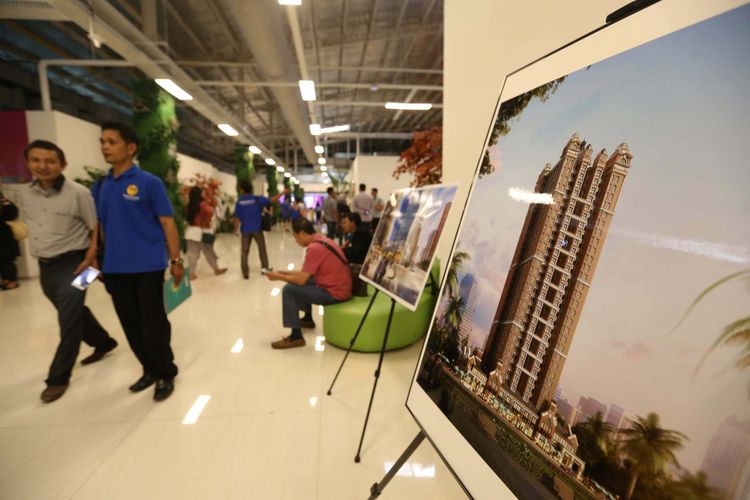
[{"left": 71, "top": 266, "right": 101, "bottom": 290}]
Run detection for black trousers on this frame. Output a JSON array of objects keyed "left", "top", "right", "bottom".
[
  {"left": 0, "top": 258, "right": 17, "bottom": 282},
  {"left": 104, "top": 270, "right": 178, "bottom": 380},
  {"left": 39, "top": 250, "right": 114, "bottom": 386}
]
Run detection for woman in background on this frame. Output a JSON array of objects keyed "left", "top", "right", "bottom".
[{"left": 184, "top": 186, "right": 227, "bottom": 280}]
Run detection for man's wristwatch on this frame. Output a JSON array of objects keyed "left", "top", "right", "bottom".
[{"left": 169, "top": 258, "right": 184, "bottom": 266}]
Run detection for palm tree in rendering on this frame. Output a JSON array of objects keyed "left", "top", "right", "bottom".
[
  {"left": 671, "top": 471, "right": 723, "bottom": 500},
  {"left": 442, "top": 294, "right": 465, "bottom": 363},
  {"left": 672, "top": 269, "right": 750, "bottom": 397},
  {"left": 445, "top": 250, "right": 471, "bottom": 296},
  {"left": 619, "top": 412, "right": 687, "bottom": 500}
]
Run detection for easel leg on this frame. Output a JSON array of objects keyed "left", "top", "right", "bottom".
[
  {"left": 327, "top": 290, "right": 380, "bottom": 395},
  {"left": 368, "top": 431, "right": 426, "bottom": 499},
  {"left": 354, "top": 298, "right": 396, "bottom": 462}
]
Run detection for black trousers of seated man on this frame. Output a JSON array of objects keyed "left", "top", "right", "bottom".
[
  {"left": 39, "top": 250, "right": 116, "bottom": 386},
  {"left": 104, "top": 271, "right": 178, "bottom": 380}
]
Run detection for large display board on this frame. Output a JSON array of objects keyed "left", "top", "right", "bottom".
[
  {"left": 360, "top": 185, "right": 457, "bottom": 311},
  {"left": 406, "top": 1, "right": 750, "bottom": 499}
]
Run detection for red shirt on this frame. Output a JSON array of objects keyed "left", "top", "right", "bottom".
[
  {"left": 303, "top": 235, "right": 352, "bottom": 301},
  {"left": 192, "top": 201, "right": 214, "bottom": 229}
]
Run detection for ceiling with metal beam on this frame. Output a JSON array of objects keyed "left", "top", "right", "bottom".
[{"left": 0, "top": 0, "right": 443, "bottom": 172}]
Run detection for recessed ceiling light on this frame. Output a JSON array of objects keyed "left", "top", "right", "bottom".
[
  {"left": 317, "top": 158, "right": 326, "bottom": 165},
  {"left": 310, "top": 123, "right": 322, "bottom": 135},
  {"left": 314, "top": 145, "right": 324, "bottom": 154},
  {"left": 320, "top": 124, "right": 350, "bottom": 134},
  {"left": 249, "top": 145, "right": 261, "bottom": 154},
  {"left": 299, "top": 80, "right": 316, "bottom": 101},
  {"left": 276, "top": 166, "right": 284, "bottom": 172},
  {"left": 278, "top": 0, "right": 302, "bottom": 5},
  {"left": 320, "top": 166, "right": 327, "bottom": 172},
  {"left": 265, "top": 158, "right": 276, "bottom": 165},
  {"left": 155, "top": 79, "right": 193, "bottom": 101},
  {"left": 385, "top": 102, "right": 432, "bottom": 110},
  {"left": 284, "top": 172, "right": 291, "bottom": 178},
  {"left": 217, "top": 124, "right": 238, "bottom": 136}
]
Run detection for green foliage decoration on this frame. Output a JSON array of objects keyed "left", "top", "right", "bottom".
[
  {"left": 235, "top": 147, "right": 254, "bottom": 196},
  {"left": 266, "top": 165, "right": 280, "bottom": 222},
  {"left": 294, "top": 184, "right": 304, "bottom": 201},
  {"left": 132, "top": 79, "right": 185, "bottom": 240},
  {"left": 74, "top": 165, "right": 108, "bottom": 189}
]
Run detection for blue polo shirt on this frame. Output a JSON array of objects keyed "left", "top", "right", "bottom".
[
  {"left": 234, "top": 194, "right": 270, "bottom": 234},
  {"left": 94, "top": 165, "right": 174, "bottom": 273}
]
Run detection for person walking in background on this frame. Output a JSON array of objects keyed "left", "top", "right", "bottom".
[
  {"left": 371, "top": 187, "right": 385, "bottom": 230},
  {"left": 96, "top": 121, "right": 182, "bottom": 402},
  {"left": 21, "top": 140, "right": 118, "bottom": 403},
  {"left": 280, "top": 195, "right": 292, "bottom": 231},
  {"left": 264, "top": 219, "right": 352, "bottom": 349},
  {"left": 0, "top": 183, "right": 20, "bottom": 291},
  {"left": 314, "top": 201, "right": 322, "bottom": 226},
  {"left": 184, "top": 186, "right": 227, "bottom": 280},
  {"left": 352, "top": 183, "right": 374, "bottom": 232},
  {"left": 323, "top": 187, "right": 338, "bottom": 240},
  {"left": 233, "top": 181, "right": 287, "bottom": 279}
]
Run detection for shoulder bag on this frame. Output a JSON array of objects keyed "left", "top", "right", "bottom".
[{"left": 313, "top": 240, "right": 368, "bottom": 297}]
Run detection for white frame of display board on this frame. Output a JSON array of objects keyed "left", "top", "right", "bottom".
[
  {"left": 403, "top": 1, "right": 747, "bottom": 498},
  {"left": 359, "top": 184, "right": 457, "bottom": 311}
]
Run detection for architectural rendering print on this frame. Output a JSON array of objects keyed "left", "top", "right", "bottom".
[
  {"left": 360, "top": 185, "right": 456, "bottom": 309},
  {"left": 414, "top": 6, "right": 750, "bottom": 499}
]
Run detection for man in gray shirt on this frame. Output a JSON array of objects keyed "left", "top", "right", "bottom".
[
  {"left": 323, "top": 186, "right": 338, "bottom": 240},
  {"left": 21, "top": 140, "right": 117, "bottom": 403},
  {"left": 352, "top": 183, "right": 374, "bottom": 231}
]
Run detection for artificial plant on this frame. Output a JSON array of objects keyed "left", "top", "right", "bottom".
[
  {"left": 132, "top": 79, "right": 185, "bottom": 239},
  {"left": 235, "top": 146, "right": 254, "bottom": 196},
  {"left": 394, "top": 126, "right": 442, "bottom": 187}
]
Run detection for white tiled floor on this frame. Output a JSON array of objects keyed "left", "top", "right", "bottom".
[{"left": 0, "top": 231, "right": 467, "bottom": 500}]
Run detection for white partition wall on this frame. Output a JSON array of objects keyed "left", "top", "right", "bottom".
[{"left": 350, "top": 155, "right": 411, "bottom": 198}]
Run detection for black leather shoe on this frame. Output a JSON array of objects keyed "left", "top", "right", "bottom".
[
  {"left": 129, "top": 374, "right": 155, "bottom": 392},
  {"left": 153, "top": 379, "right": 174, "bottom": 402},
  {"left": 80, "top": 339, "right": 118, "bottom": 365}
]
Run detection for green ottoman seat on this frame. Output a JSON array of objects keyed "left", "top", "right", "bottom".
[{"left": 323, "top": 261, "right": 440, "bottom": 352}]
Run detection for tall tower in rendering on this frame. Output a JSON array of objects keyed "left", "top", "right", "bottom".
[
  {"left": 458, "top": 273, "right": 479, "bottom": 344},
  {"left": 482, "top": 133, "right": 632, "bottom": 417}
]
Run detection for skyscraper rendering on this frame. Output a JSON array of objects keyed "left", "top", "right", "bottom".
[
  {"left": 482, "top": 133, "right": 633, "bottom": 421},
  {"left": 605, "top": 404, "right": 625, "bottom": 429},
  {"left": 701, "top": 415, "right": 750, "bottom": 499},
  {"left": 458, "top": 272, "right": 478, "bottom": 344}
]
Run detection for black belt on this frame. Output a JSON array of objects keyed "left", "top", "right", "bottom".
[{"left": 38, "top": 249, "right": 87, "bottom": 265}]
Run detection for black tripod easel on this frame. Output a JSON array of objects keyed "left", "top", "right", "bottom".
[
  {"left": 368, "top": 431, "right": 426, "bottom": 499},
  {"left": 326, "top": 273, "right": 440, "bottom": 463},
  {"left": 327, "top": 288, "right": 397, "bottom": 462}
]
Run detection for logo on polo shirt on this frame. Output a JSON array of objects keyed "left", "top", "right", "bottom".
[{"left": 124, "top": 184, "right": 140, "bottom": 201}]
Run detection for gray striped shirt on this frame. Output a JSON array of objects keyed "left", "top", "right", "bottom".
[{"left": 20, "top": 176, "right": 97, "bottom": 258}]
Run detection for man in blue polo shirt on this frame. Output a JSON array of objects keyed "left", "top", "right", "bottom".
[
  {"left": 233, "top": 181, "right": 287, "bottom": 279},
  {"left": 95, "top": 121, "right": 183, "bottom": 402}
]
